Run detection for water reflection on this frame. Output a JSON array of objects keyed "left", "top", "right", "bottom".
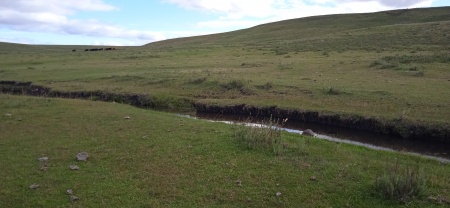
[{"left": 183, "top": 112, "right": 450, "bottom": 163}]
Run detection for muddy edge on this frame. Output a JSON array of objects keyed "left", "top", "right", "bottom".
[{"left": 2, "top": 80, "right": 449, "bottom": 143}]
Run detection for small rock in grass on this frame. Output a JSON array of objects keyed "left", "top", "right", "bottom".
[
  {"left": 38, "top": 157, "right": 49, "bottom": 162},
  {"left": 302, "top": 129, "right": 315, "bottom": 136},
  {"left": 4, "top": 113, "right": 12, "bottom": 117},
  {"left": 310, "top": 176, "right": 317, "bottom": 181},
  {"left": 69, "top": 165, "right": 80, "bottom": 170},
  {"left": 66, "top": 189, "right": 74, "bottom": 195},
  {"left": 124, "top": 116, "right": 130, "bottom": 119},
  {"left": 76, "top": 152, "right": 89, "bottom": 161},
  {"left": 236, "top": 179, "right": 242, "bottom": 186},
  {"left": 29, "top": 184, "right": 40, "bottom": 189},
  {"left": 70, "top": 195, "right": 79, "bottom": 202},
  {"left": 276, "top": 192, "right": 282, "bottom": 197}
]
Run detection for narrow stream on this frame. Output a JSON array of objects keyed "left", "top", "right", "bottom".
[{"left": 182, "top": 112, "right": 450, "bottom": 163}]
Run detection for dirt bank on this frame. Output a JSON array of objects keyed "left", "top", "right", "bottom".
[{"left": 2, "top": 80, "right": 449, "bottom": 143}]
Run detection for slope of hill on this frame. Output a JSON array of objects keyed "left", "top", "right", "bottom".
[{"left": 145, "top": 6, "right": 450, "bottom": 51}]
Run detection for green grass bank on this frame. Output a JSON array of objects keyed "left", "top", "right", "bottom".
[
  {"left": 1, "top": 94, "right": 449, "bottom": 207},
  {"left": 2, "top": 81, "right": 449, "bottom": 142}
]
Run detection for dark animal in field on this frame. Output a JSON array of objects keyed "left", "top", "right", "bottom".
[
  {"left": 72, "top": 49, "right": 76, "bottom": 52},
  {"left": 85, "top": 48, "right": 115, "bottom": 52},
  {"left": 89, "top": 48, "right": 103, "bottom": 51}
]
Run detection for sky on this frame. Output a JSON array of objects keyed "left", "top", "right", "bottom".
[{"left": 0, "top": 0, "right": 448, "bottom": 46}]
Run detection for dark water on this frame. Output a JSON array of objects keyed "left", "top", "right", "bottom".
[{"left": 184, "top": 112, "right": 450, "bottom": 163}]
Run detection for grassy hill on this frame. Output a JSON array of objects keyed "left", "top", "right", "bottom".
[{"left": 146, "top": 6, "right": 450, "bottom": 51}]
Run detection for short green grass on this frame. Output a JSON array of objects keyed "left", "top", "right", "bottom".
[{"left": 1, "top": 95, "right": 449, "bottom": 207}]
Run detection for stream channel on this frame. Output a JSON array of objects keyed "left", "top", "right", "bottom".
[{"left": 181, "top": 112, "right": 450, "bottom": 163}]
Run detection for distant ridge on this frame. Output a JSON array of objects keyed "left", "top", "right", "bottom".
[{"left": 145, "top": 6, "right": 450, "bottom": 50}]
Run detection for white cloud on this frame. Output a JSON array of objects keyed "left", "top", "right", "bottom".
[
  {"left": 165, "top": 0, "right": 435, "bottom": 30},
  {"left": 335, "top": 0, "right": 433, "bottom": 7},
  {"left": 0, "top": 0, "right": 165, "bottom": 45}
]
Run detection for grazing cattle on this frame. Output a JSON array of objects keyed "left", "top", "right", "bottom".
[{"left": 85, "top": 47, "right": 116, "bottom": 52}]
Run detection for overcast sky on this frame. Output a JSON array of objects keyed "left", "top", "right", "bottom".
[{"left": 0, "top": 0, "right": 448, "bottom": 46}]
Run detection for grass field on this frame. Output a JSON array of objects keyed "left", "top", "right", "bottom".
[
  {"left": 1, "top": 8, "right": 449, "bottom": 125},
  {"left": 1, "top": 6, "right": 450, "bottom": 206},
  {"left": 1, "top": 94, "right": 449, "bottom": 207}
]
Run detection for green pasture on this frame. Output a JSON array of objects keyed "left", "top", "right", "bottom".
[
  {"left": 1, "top": 8, "right": 450, "bottom": 125},
  {"left": 0, "top": 41, "right": 449, "bottom": 123},
  {"left": 0, "top": 7, "right": 450, "bottom": 206},
  {"left": 1, "top": 95, "right": 449, "bottom": 207}
]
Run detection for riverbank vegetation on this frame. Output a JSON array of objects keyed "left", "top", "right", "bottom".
[{"left": 1, "top": 95, "right": 449, "bottom": 207}]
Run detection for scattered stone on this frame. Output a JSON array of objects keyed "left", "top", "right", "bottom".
[
  {"left": 66, "top": 189, "right": 74, "bottom": 195},
  {"left": 236, "top": 179, "right": 242, "bottom": 186},
  {"left": 29, "top": 184, "right": 40, "bottom": 189},
  {"left": 310, "top": 176, "right": 317, "bottom": 181},
  {"left": 70, "top": 195, "right": 79, "bottom": 202},
  {"left": 69, "top": 165, "right": 80, "bottom": 170},
  {"left": 302, "top": 163, "right": 311, "bottom": 168},
  {"left": 276, "top": 192, "right": 282, "bottom": 197},
  {"left": 428, "top": 195, "right": 450, "bottom": 204},
  {"left": 38, "top": 156, "right": 49, "bottom": 171},
  {"left": 38, "top": 157, "right": 49, "bottom": 162},
  {"left": 124, "top": 116, "right": 130, "bottom": 119},
  {"left": 302, "top": 129, "right": 315, "bottom": 136},
  {"left": 76, "top": 152, "right": 89, "bottom": 161}
]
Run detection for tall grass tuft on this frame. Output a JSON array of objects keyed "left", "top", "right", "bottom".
[
  {"left": 234, "top": 117, "right": 286, "bottom": 155},
  {"left": 374, "top": 160, "right": 426, "bottom": 202}
]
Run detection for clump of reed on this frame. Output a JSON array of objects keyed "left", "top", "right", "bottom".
[
  {"left": 374, "top": 160, "right": 426, "bottom": 202},
  {"left": 234, "top": 117, "right": 288, "bottom": 155}
]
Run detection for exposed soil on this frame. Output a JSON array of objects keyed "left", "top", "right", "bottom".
[{"left": 1, "top": 80, "right": 449, "bottom": 143}]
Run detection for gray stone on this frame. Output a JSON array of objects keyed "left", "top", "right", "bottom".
[
  {"left": 69, "top": 165, "right": 80, "bottom": 170},
  {"left": 4, "top": 113, "right": 12, "bottom": 117},
  {"left": 276, "top": 192, "right": 282, "bottom": 197},
  {"left": 302, "top": 129, "right": 315, "bottom": 136},
  {"left": 236, "top": 179, "right": 242, "bottom": 186},
  {"left": 66, "top": 189, "right": 73, "bottom": 195},
  {"left": 38, "top": 157, "right": 49, "bottom": 162},
  {"left": 76, "top": 152, "right": 89, "bottom": 161},
  {"left": 29, "top": 184, "right": 40, "bottom": 189},
  {"left": 70, "top": 195, "right": 79, "bottom": 202},
  {"left": 38, "top": 157, "right": 49, "bottom": 171}
]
